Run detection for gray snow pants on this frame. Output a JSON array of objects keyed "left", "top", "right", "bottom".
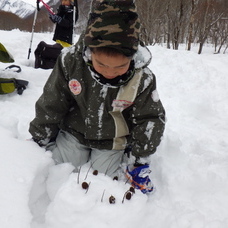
[{"left": 48, "top": 130, "right": 124, "bottom": 178}]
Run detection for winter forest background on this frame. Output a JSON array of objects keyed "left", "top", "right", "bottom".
[{"left": 0, "top": 0, "right": 228, "bottom": 54}]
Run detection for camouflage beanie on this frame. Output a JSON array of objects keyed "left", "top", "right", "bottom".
[{"left": 84, "top": 0, "right": 141, "bottom": 57}]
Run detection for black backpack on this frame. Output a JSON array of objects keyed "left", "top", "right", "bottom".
[{"left": 34, "top": 41, "right": 63, "bottom": 69}]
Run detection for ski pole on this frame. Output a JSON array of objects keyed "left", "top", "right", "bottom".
[
  {"left": 27, "top": 0, "right": 40, "bottom": 59},
  {"left": 73, "top": 0, "right": 79, "bottom": 44},
  {"left": 38, "top": 0, "right": 55, "bottom": 15},
  {"left": 27, "top": 1, "right": 39, "bottom": 59}
]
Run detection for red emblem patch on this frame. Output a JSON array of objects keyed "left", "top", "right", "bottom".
[{"left": 69, "top": 79, "right": 82, "bottom": 95}]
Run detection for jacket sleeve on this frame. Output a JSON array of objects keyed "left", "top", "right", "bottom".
[
  {"left": 130, "top": 71, "right": 166, "bottom": 158},
  {"left": 29, "top": 55, "right": 73, "bottom": 145},
  {"left": 57, "top": 7, "right": 73, "bottom": 28}
]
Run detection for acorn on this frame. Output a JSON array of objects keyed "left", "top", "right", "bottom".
[
  {"left": 113, "top": 176, "right": 118, "bottom": 181},
  {"left": 122, "top": 190, "right": 133, "bottom": 203},
  {"left": 82, "top": 181, "right": 89, "bottom": 190},
  {"left": 93, "top": 170, "right": 98, "bottom": 175},
  {"left": 129, "top": 187, "right": 135, "bottom": 194},
  {"left": 109, "top": 195, "right": 116, "bottom": 204},
  {"left": 125, "top": 192, "right": 132, "bottom": 200}
]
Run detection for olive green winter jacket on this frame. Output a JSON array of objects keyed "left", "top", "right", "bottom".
[{"left": 29, "top": 36, "right": 165, "bottom": 158}]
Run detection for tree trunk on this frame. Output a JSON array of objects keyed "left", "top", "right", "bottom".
[
  {"left": 187, "top": 0, "right": 195, "bottom": 51},
  {"left": 198, "top": 42, "right": 203, "bottom": 54}
]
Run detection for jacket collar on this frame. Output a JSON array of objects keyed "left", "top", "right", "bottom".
[{"left": 82, "top": 45, "right": 151, "bottom": 87}]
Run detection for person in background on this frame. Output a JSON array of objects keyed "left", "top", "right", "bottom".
[
  {"left": 49, "top": 0, "right": 74, "bottom": 47},
  {"left": 34, "top": 0, "right": 75, "bottom": 69},
  {"left": 29, "top": 0, "right": 166, "bottom": 194}
]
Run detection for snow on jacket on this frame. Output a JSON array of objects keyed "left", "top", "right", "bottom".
[{"left": 29, "top": 35, "right": 166, "bottom": 158}]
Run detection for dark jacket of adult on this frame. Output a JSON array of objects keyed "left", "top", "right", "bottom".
[{"left": 51, "top": 5, "right": 74, "bottom": 45}]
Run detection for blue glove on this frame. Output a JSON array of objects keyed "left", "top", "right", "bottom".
[
  {"left": 49, "top": 13, "right": 62, "bottom": 24},
  {"left": 126, "top": 164, "right": 154, "bottom": 194}
]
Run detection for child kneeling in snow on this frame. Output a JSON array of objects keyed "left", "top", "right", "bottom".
[{"left": 29, "top": 0, "right": 166, "bottom": 194}]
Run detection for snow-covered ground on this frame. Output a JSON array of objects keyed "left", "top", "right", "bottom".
[{"left": 0, "top": 29, "right": 228, "bottom": 228}]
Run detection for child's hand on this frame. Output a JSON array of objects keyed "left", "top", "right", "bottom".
[{"left": 126, "top": 163, "right": 154, "bottom": 194}]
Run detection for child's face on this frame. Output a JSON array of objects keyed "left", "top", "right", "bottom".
[
  {"left": 61, "top": 0, "right": 71, "bottom": 6},
  {"left": 91, "top": 52, "right": 131, "bottom": 79}
]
